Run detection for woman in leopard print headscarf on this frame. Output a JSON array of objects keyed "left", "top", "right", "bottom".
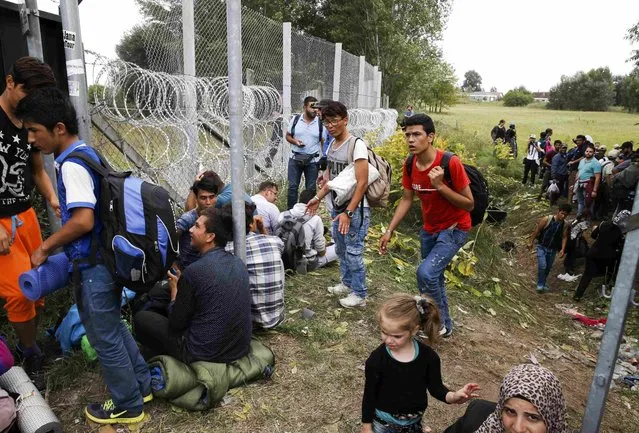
[{"left": 475, "top": 363, "right": 567, "bottom": 433}]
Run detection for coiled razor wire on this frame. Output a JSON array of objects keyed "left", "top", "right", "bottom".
[{"left": 88, "top": 56, "right": 397, "bottom": 200}]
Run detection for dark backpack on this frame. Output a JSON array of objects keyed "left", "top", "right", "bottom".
[
  {"left": 64, "top": 150, "right": 179, "bottom": 292},
  {"left": 407, "top": 152, "right": 489, "bottom": 226},
  {"left": 276, "top": 213, "right": 311, "bottom": 274},
  {"left": 290, "top": 114, "right": 324, "bottom": 143}
]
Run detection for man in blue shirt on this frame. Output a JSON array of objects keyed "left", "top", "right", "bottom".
[
  {"left": 285, "top": 96, "right": 324, "bottom": 209},
  {"left": 17, "top": 88, "right": 151, "bottom": 424},
  {"left": 576, "top": 143, "right": 602, "bottom": 219},
  {"left": 551, "top": 143, "right": 569, "bottom": 199}
]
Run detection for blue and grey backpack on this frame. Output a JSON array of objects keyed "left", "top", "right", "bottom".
[{"left": 65, "top": 150, "right": 179, "bottom": 292}]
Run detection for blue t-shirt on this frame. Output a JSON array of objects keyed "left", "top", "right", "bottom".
[
  {"left": 215, "top": 184, "right": 254, "bottom": 210},
  {"left": 287, "top": 114, "right": 322, "bottom": 159},
  {"left": 55, "top": 141, "right": 102, "bottom": 268},
  {"left": 577, "top": 158, "right": 602, "bottom": 181}
]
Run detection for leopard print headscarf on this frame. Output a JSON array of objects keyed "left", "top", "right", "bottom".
[{"left": 475, "top": 364, "right": 567, "bottom": 433}]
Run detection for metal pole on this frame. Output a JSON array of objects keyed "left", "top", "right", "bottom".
[
  {"left": 282, "top": 22, "right": 292, "bottom": 120},
  {"left": 227, "top": 0, "right": 246, "bottom": 263},
  {"left": 332, "top": 42, "right": 342, "bottom": 101},
  {"left": 377, "top": 71, "right": 383, "bottom": 109},
  {"left": 357, "top": 55, "right": 365, "bottom": 109},
  {"left": 581, "top": 183, "right": 639, "bottom": 433},
  {"left": 182, "top": 0, "right": 198, "bottom": 181},
  {"left": 23, "top": 0, "right": 60, "bottom": 233},
  {"left": 59, "top": 0, "right": 91, "bottom": 143}
]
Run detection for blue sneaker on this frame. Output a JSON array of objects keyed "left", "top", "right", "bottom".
[{"left": 85, "top": 400, "right": 144, "bottom": 424}]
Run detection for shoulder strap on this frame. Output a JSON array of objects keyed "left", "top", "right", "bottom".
[
  {"left": 318, "top": 119, "right": 324, "bottom": 143},
  {"left": 290, "top": 114, "right": 301, "bottom": 137},
  {"left": 440, "top": 151, "right": 454, "bottom": 185},
  {"left": 543, "top": 215, "right": 553, "bottom": 230},
  {"left": 406, "top": 154, "right": 415, "bottom": 179},
  {"left": 347, "top": 136, "right": 361, "bottom": 164},
  {"left": 65, "top": 150, "right": 110, "bottom": 178}
]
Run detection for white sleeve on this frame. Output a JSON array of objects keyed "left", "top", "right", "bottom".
[
  {"left": 352, "top": 139, "right": 369, "bottom": 161},
  {"left": 61, "top": 162, "right": 97, "bottom": 209}
]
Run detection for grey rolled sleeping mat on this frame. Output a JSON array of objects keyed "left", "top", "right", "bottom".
[{"left": 0, "top": 367, "right": 62, "bottom": 433}]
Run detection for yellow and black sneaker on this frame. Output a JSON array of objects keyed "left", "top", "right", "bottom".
[
  {"left": 85, "top": 400, "right": 144, "bottom": 424},
  {"left": 143, "top": 393, "right": 153, "bottom": 403}
]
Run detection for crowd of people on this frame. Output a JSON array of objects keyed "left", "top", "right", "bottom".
[
  {"left": 0, "top": 56, "right": 588, "bottom": 431},
  {"left": 512, "top": 121, "right": 638, "bottom": 300}
]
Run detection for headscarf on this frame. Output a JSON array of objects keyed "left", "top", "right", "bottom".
[{"left": 475, "top": 364, "right": 567, "bottom": 433}]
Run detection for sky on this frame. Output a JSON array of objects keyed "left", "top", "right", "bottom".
[
  {"left": 443, "top": 0, "right": 639, "bottom": 92},
  {"left": 11, "top": 0, "right": 639, "bottom": 92}
]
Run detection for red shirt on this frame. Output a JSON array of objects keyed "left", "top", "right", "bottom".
[{"left": 402, "top": 150, "right": 472, "bottom": 233}]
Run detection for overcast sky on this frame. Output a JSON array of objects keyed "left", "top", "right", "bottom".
[{"left": 18, "top": 0, "right": 639, "bottom": 92}]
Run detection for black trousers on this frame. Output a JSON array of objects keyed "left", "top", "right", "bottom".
[
  {"left": 574, "top": 257, "right": 617, "bottom": 299},
  {"left": 134, "top": 310, "right": 191, "bottom": 363},
  {"left": 522, "top": 159, "right": 538, "bottom": 185}
]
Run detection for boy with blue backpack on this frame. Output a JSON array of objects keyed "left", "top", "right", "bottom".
[{"left": 17, "top": 88, "right": 153, "bottom": 424}]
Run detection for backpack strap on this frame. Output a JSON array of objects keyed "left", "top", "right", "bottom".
[
  {"left": 290, "top": 114, "right": 301, "bottom": 138},
  {"left": 440, "top": 151, "right": 455, "bottom": 185},
  {"left": 406, "top": 154, "right": 415, "bottom": 179},
  {"left": 64, "top": 150, "right": 111, "bottom": 178},
  {"left": 346, "top": 136, "right": 362, "bottom": 165},
  {"left": 318, "top": 120, "right": 324, "bottom": 143}
]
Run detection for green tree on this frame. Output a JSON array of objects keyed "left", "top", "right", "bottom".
[
  {"left": 548, "top": 67, "right": 614, "bottom": 111},
  {"left": 618, "top": 69, "right": 639, "bottom": 112},
  {"left": 626, "top": 21, "right": 639, "bottom": 67},
  {"left": 502, "top": 86, "right": 533, "bottom": 107},
  {"left": 462, "top": 70, "right": 482, "bottom": 92}
]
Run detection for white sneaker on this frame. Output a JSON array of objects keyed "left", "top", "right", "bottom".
[
  {"left": 327, "top": 283, "right": 351, "bottom": 295},
  {"left": 339, "top": 293, "right": 367, "bottom": 308}
]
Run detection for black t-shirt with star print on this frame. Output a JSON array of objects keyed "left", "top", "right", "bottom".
[{"left": 0, "top": 106, "right": 37, "bottom": 217}]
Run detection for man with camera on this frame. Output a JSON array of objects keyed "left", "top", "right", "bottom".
[{"left": 285, "top": 96, "right": 325, "bottom": 209}]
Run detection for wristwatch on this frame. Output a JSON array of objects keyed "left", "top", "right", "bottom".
[{"left": 345, "top": 210, "right": 354, "bottom": 218}]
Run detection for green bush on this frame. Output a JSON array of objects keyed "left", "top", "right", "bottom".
[{"left": 502, "top": 88, "right": 534, "bottom": 107}]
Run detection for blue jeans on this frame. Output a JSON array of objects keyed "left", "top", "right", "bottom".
[
  {"left": 417, "top": 228, "right": 468, "bottom": 332},
  {"left": 536, "top": 245, "right": 557, "bottom": 288},
  {"left": 76, "top": 264, "right": 150, "bottom": 411},
  {"left": 332, "top": 207, "right": 370, "bottom": 298},
  {"left": 287, "top": 157, "right": 319, "bottom": 209},
  {"left": 576, "top": 187, "right": 594, "bottom": 218}
]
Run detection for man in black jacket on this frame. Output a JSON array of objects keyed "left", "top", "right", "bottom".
[
  {"left": 134, "top": 207, "right": 252, "bottom": 363},
  {"left": 490, "top": 119, "right": 506, "bottom": 144}
]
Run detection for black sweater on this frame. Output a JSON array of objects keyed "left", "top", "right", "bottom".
[
  {"left": 361, "top": 341, "right": 450, "bottom": 423},
  {"left": 169, "top": 247, "right": 252, "bottom": 363}
]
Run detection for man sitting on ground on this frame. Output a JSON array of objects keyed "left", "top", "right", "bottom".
[
  {"left": 251, "top": 181, "right": 281, "bottom": 235},
  {"left": 134, "top": 207, "right": 252, "bottom": 363},
  {"left": 279, "top": 189, "right": 337, "bottom": 271},
  {"left": 225, "top": 202, "right": 285, "bottom": 329},
  {"left": 176, "top": 173, "right": 224, "bottom": 269}
]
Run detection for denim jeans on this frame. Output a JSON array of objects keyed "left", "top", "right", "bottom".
[
  {"left": 536, "top": 245, "right": 557, "bottom": 288},
  {"left": 287, "top": 157, "right": 319, "bottom": 209},
  {"left": 76, "top": 264, "right": 150, "bottom": 412},
  {"left": 332, "top": 207, "right": 370, "bottom": 298},
  {"left": 417, "top": 228, "right": 468, "bottom": 332}
]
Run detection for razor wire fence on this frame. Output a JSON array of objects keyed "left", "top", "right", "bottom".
[{"left": 85, "top": 0, "right": 396, "bottom": 202}]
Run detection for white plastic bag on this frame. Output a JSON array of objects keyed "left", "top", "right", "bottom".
[
  {"left": 327, "top": 163, "right": 380, "bottom": 206},
  {"left": 547, "top": 181, "right": 559, "bottom": 194}
]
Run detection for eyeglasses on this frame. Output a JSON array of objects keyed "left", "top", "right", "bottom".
[{"left": 322, "top": 118, "right": 343, "bottom": 126}]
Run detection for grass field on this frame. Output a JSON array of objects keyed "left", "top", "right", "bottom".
[
  {"left": 5, "top": 102, "right": 639, "bottom": 432},
  {"left": 431, "top": 101, "right": 639, "bottom": 149}
]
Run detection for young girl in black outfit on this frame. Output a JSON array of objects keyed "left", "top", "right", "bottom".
[{"left": 361, "top": 294, "right": 480, "bottom": 433}]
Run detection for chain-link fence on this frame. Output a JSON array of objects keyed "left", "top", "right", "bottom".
[{"left": 87, "top": 0, "right": 396, "bottom": 201}]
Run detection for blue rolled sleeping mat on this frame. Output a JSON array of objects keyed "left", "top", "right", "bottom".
[{"left": 19, "top": 253, "right": 70, "bottom": 301}]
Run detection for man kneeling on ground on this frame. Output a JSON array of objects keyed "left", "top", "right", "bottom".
[
  {"left": 280, "top": 189, "right": 337, "bottom": 271},
  {"left": 225, "top": 202, "right": 286, "bottom": 329},
  {"left": 134, "top": 207, "right": 252, "bottom": 364}
]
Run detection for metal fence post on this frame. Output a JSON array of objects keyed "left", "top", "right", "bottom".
[
  {"left": 332, "top": 42, "right": 342, "bottom": 101},
  {"left": 227, "top": 0, "right": 246, "bottom": 263},
  {"left": 375, "top": 69, "right": 382, "bottom": 109},
  {"left": 282, "top": 22, "right": 292, "bottom": 120},
  {"left": 581, "top": 183, "right": 639, "bottom": 433},
  {"left": 357, "top": 55, "right": 365, "bottom": 109},
  {"left": 182, "top": 0, "right": 199, "bottom": 181},
  {"left": 59, "top": 0, "right": 91, "bottom": 143},
  {"left": 23, "top": 0, "right": 60, "bottom": 233}
]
